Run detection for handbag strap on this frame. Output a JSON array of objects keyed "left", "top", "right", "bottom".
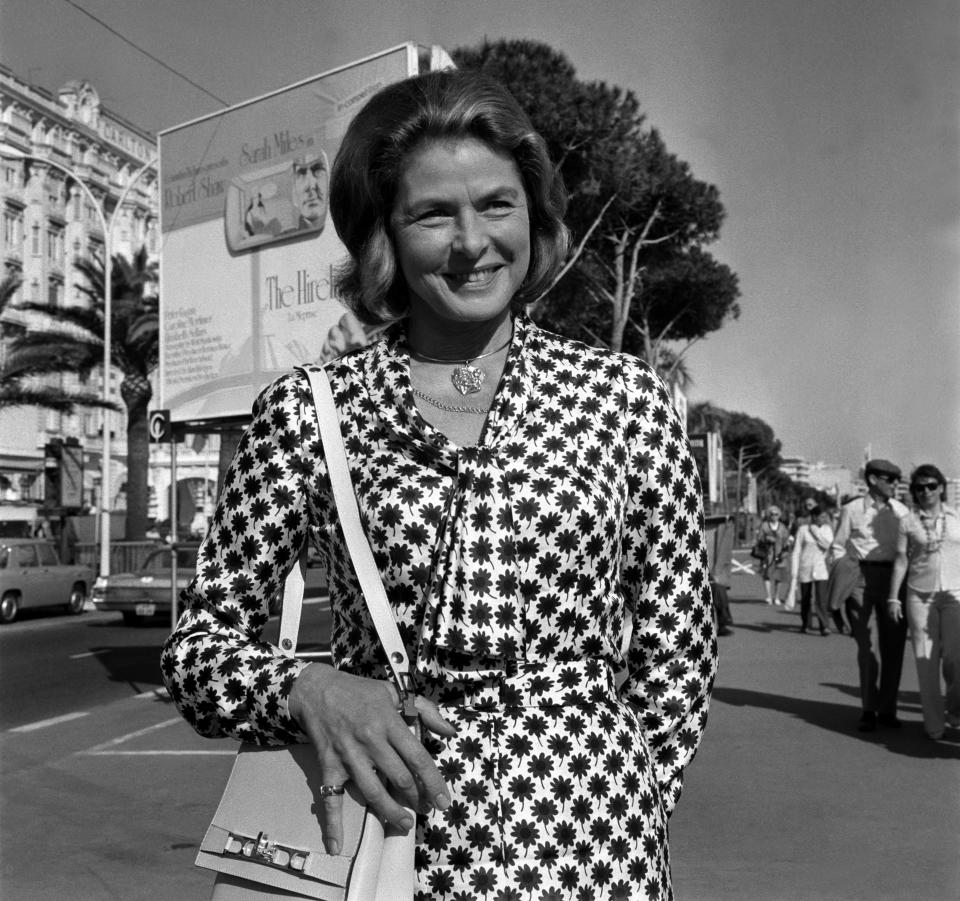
[{"left": 276, "top": 366, "right": 412, "bottom": 697}]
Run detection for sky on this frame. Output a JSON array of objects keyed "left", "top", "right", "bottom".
[{"left": 2, "top": 0, "right": 958, "bottom": 478}]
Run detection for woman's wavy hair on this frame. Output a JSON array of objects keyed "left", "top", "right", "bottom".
[
  {"left": 909, "top": 463, "right": 947, "bottom": 503},
  {"left": 330, "top": 69, "right": 569, "bottom": 325}
]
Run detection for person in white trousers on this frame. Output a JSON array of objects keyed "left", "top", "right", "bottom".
[{"left": 888, "top": 464, "right": 960, "bottom": 740}]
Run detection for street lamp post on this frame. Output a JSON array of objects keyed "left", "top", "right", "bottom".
[{"left": 0, "top": 146, "right": 155, "bottom": 575}]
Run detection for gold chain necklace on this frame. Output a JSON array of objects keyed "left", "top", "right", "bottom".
[
  {"left": 409, "top": 336, "right": 512, "bottom": 396},
  {"left": 411, "top": 386, "right": 491, "bottom": 415}
]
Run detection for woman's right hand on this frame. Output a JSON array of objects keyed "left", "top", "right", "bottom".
[{"left": 288, "top": 663, "right": 457, "bottom": 855}]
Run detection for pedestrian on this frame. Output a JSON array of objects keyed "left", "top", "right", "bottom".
[
  {"left": 754, "top": 505, "right": 792, "bottom": 605},
  {"left": 788, "top": 505, "right": 833, "bottom": 634},
  {"left": 831, "top": 458, "right": 909, "bottom": 732},
  {"left": 790, "top": 496, "right": 818, "bottom": 539},
  {"left": 161, "top": 69, "right": 718, "bottom": 901},
  {"left": 887, "top": 465, "right": 960, "bottom": 740}
]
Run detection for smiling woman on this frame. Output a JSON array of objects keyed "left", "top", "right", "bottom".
[
  {"left": 162, "top": 69, "right": 717, "bottom": 901},
  {"left": 391, "top": 138, "right": 531, "bottom": 331},
  {"left": 391, "top": 137, "right": 532, "bottom": 446}
]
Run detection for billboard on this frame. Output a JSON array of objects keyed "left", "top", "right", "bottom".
[{"left": 158, "top": 44, "right": 449, "bottom": 424}]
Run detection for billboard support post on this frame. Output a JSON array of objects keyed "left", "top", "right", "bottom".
[{"left": 170, "top": 435, "right": 179, "bottom": 633}]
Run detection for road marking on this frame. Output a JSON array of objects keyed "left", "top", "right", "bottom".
[
  {"left": 135, "top": 687, "right": 170, "bottom": 700},
  {"left": 10, "top": 711, "right": 89, "bottom": 733},
  {"left": 78, "top": 717, "right": 183, "bottom": 755},
  {"left": 86, "top": 749, "right": 237, "bottom": 756},
  {"left": 731, "top": 559, "right": 756, "bottom": 575},
  {"left": 70, "top": 649, "right": 110, "bottom": 659}
]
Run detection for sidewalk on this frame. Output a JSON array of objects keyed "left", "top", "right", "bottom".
[{"left": 669, "top": 593, "right": 960, "bottom": 901}]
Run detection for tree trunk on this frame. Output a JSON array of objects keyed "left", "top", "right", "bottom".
[
  {"left": 608, "top": 232, "right": 629, "bottom": 353},
  {"left": 121, "top": 377, "right": 152, "bottom": 540}
]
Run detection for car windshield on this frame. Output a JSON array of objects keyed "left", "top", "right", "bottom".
[{"left": 141, "top": 547, "right": 199, "bottom": 572}]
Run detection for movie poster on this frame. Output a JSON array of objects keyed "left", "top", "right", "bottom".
[{"left": 158, "top": 44, "right": 448, "bottom": 423}]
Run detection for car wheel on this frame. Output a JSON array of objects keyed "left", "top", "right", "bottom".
[
  {"left": 0, "top": 592, "right": 20, "bottom": 625},
  {"left": 122, "top": 610, "right": 142, "bottom": 627},
  {"left": 66, "top": 583, "right": 87, "bottom": 615}
]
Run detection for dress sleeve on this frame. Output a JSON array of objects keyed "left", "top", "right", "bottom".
[
  {"left": 160, "top": 370, "right": 318, "bottom": 746},
  {"left": 617, "top": 362, "right": 718, "bottom": 816}
]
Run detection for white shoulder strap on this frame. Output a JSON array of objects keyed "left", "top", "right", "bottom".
[{"left": 277, "top": 367, "right": 412, "bottom": 693}]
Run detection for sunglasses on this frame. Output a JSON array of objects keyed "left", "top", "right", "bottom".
[
  {"left": 874, "top": 473, "right": 899, "bottom": 483},
  {"left": 913, "top": 482, "right": 941, "bottom": 493}
]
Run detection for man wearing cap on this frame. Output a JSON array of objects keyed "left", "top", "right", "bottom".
[{"left": 831, "top": 459, "right": 909, "bottom": 732}]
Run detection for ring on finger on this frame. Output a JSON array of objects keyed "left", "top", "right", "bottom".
[{"left": 319, "top": 783, "right": 346, "bottom": 798}]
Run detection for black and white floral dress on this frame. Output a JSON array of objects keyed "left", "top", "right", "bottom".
[{"left": 162, "top": 314, "right": 718, "bottom": 901}]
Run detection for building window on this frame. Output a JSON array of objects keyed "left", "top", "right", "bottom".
[
  {"left": 31, "top": 223, "right": 40, "bottom": 255},
  {"left": 47, "top": 278, "right": 63, "bottom": 307},
  {"left": 3, "top": 209, "right": 23, "bottom": 246},
  {"left": 47, "top": 224, "right": 65, "bottom": 265}
]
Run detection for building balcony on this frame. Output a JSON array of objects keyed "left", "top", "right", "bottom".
[{"left": 3, "top": 246, "right": 23, "bottom": 269}]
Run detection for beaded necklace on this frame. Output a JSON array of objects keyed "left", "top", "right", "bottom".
[{"left": 918, "top": 508, "right": 945, "bottom": 554}]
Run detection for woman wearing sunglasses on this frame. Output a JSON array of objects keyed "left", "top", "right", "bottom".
[{"left": 888, "top": 464, "right": 960, "bottom": 740}]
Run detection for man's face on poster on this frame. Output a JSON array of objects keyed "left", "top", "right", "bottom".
[{"left": 292, "top": 154, "right": 329, "bottom": 227}]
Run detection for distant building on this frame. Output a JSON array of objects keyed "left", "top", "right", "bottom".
[
  {"left": 0, "top": 66, "right": 216, "bottom": 535},
  {"left": 805, "top": 461, "right": 856, "bottom": 501},
  {"left": 779, "top": 455, "right": 810, "bottom": 484},
  {"left": 779, "top": 455, "right": 855, "bottom": 501}
]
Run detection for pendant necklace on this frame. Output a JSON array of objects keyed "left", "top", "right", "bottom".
[
  {"left": 411, "top": 335, "right": 512, "bottom": 396},
  {"left": 920, "top": 509, "right": 944, "bottom": 554}
]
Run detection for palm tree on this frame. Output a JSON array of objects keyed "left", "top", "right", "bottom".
[
  {"left": 8, "top": 247, "right": 158, "bottom": 538},
  {"left": 0, "top": 273, "right": 115, "bottom": 412}
]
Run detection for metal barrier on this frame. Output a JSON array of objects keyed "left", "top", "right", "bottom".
[{"left": 75, "top": 541, "right": 165, "bottom": 576}]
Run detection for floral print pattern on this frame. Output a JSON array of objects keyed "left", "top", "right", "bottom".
[{"left": 161, "top": 314, "right": 717, "bottom": 900}]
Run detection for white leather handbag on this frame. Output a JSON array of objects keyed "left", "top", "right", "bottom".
[{"left": 195, "top": 366, "right": 417, "bottom": 901}]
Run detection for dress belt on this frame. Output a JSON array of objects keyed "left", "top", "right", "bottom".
[
  {"left": 418, "top": 658, "right": 619, "bottom": 709},
  {"left": 859, "top": 560, "right": 894, "bottom": 568}
]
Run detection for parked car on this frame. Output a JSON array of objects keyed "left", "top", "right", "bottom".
[
  {"left": 92, "top": 544, "right": 199, "bottom": 626},
  {"left": 93, "top": 545, "right": 329, "bottom": 626},
  {"left": 0, "top": 538, "right": 94, "bottom": 624}
]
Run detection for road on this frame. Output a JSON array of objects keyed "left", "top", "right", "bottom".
[
  {"left": 0, "top": 610, "right": 168, "bottom": 730},
  {"left": 2, "top": 552, "right": 957, "bottom": 900},
  {"left": 0, "top": 586, "right": 330, "bottom": 731}
]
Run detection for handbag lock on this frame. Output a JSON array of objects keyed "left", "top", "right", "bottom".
[{"left": 224, "top": 830, "right": 310, "bottom": 871}]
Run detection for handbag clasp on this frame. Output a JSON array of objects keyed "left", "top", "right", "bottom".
[
  {"left": 254, "top": 832, "right": 277, "bottom": 862},
  {"left": 228, "top": 831, "right": 308, "bottom": 870}
]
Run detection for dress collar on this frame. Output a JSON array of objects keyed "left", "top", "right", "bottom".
[{"left": 364, "top": 313, "right": 536, "bottom": 457}]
